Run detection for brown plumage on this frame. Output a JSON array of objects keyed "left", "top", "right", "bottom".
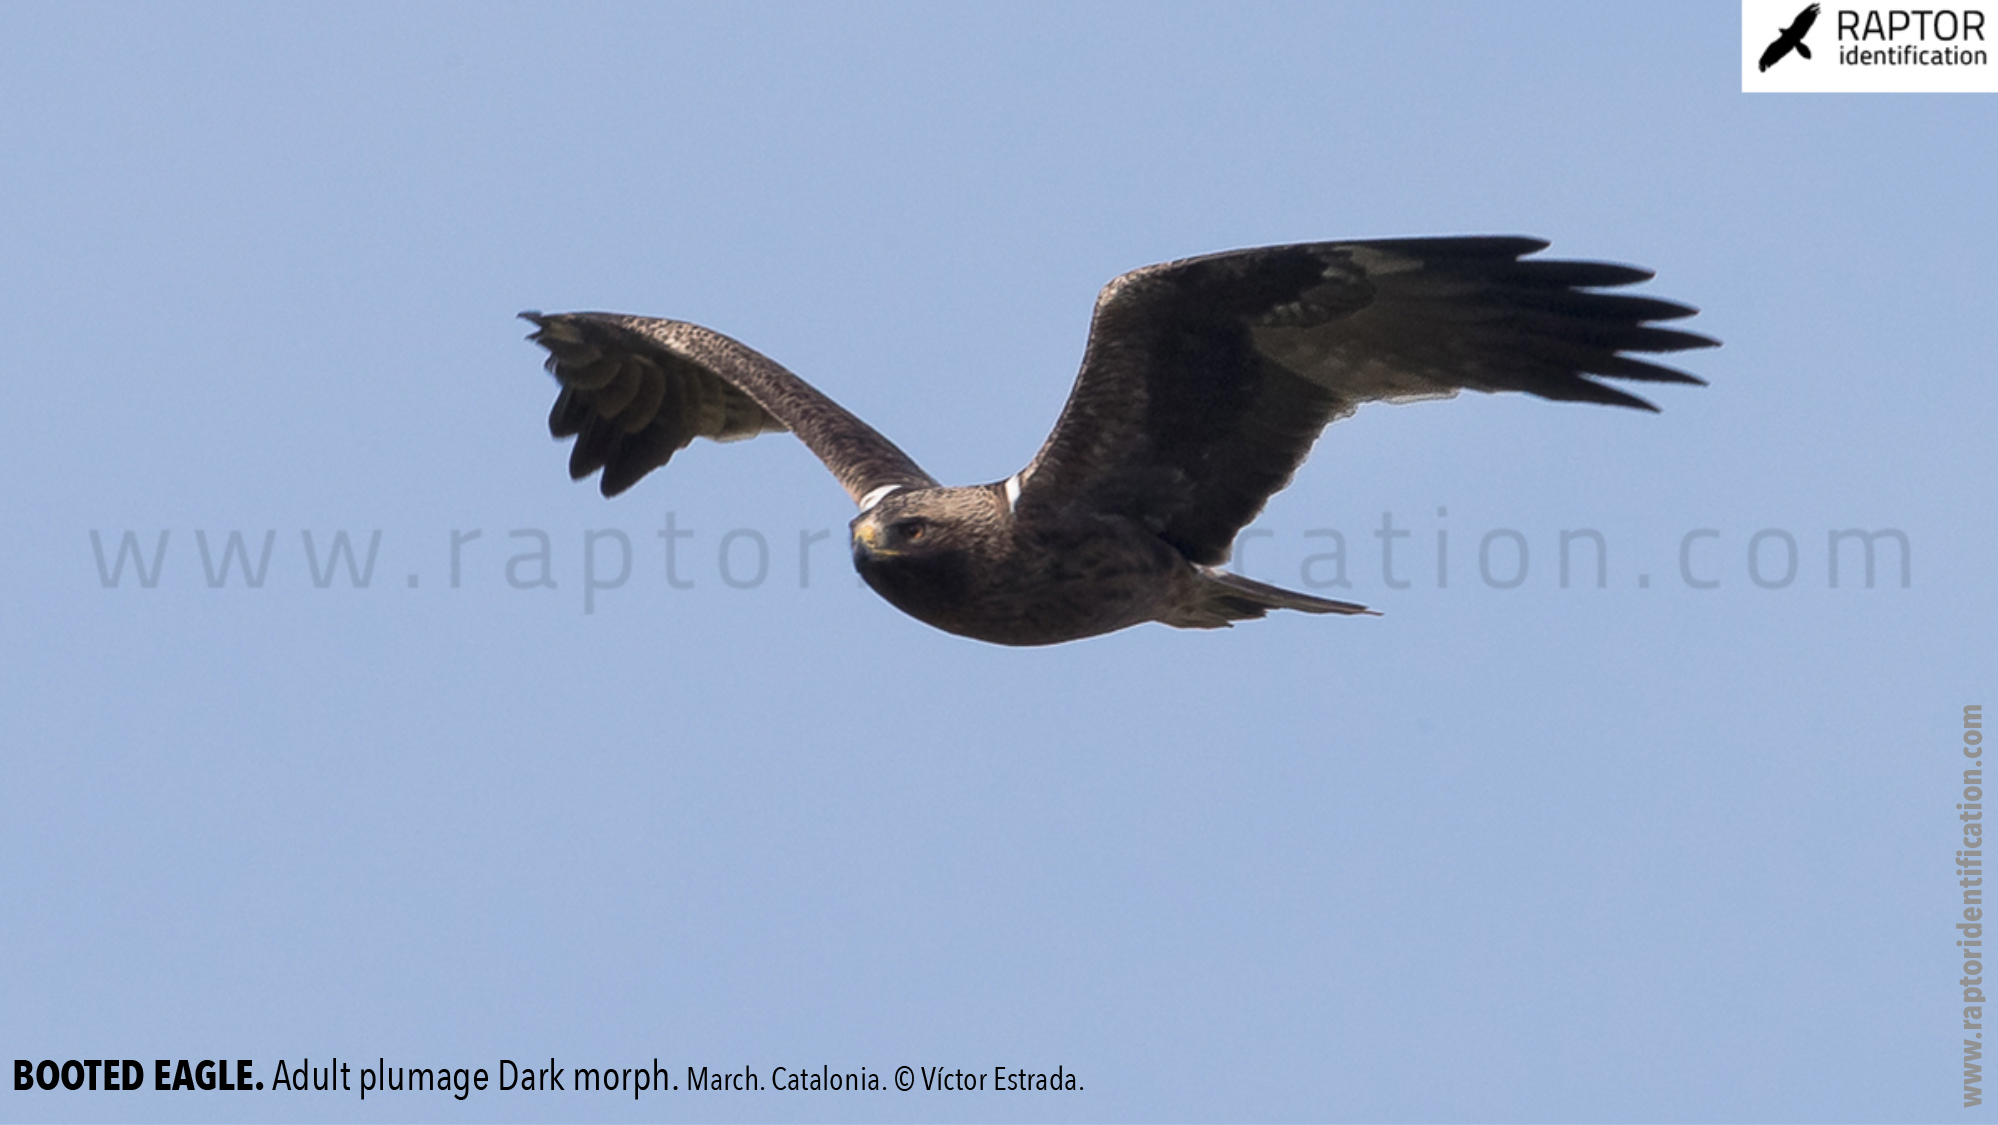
[{"left": 523, "top": 237, "right": 1715, "bottom": 645}]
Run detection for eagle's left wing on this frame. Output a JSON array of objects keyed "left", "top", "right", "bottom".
[
  {"left": 524, "top": 312, "right": 939, "bottom": 503},
  {"left": 1012, "top": 238, "right": 1715, "bottom": 566}
]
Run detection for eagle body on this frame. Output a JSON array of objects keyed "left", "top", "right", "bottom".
[
  {"left": 524, "top": 238, "right": 1714, "bottom": 645},
  {"left": 850, "top": 485, "right": 1231, "bottom": 646}
]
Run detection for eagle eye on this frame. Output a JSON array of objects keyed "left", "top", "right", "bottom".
[{"left": 896, "top": 519, "right": 928, "bottom": 542}]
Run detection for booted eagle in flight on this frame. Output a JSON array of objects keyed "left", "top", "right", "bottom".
[{"left": 523, "top": 238, "right": 1713, "bottom": 645}]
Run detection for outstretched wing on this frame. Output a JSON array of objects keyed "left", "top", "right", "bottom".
[
  {"left": 523, "top": 312, "right": 938, "bottom": 503},
  {"left": 1013, "top": 238, "right": 1715, "bottom": 566}
]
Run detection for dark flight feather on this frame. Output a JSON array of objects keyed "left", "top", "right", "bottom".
[
  {"left": 521, "top": 311, "right": 936, "bottom": 502},
  {"left": 1015, "top": 238, "right": 1714, "bottom": 565}
]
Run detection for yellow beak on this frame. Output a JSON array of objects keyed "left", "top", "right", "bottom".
[{"left": 853, "top": 520, "right": 894, "bottom": 556}]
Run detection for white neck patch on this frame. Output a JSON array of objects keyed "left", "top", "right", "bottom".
[
  {"left": 1001, "top": 472, "right": 1023, "bottom": 514},
  {"left": 858, "top": 484, "right": 902, "bottom": 513}
]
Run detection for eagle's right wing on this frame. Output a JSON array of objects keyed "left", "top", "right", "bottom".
[
  {"left": 1012, "top": 238, "right": 1714, "bottom": 567},
  {"left": 523, "top": 312, "right": 938, "bottom": 503}
]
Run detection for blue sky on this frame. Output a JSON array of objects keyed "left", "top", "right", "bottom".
[{"left": 2, "top": 3, "right": 1992, "bottom": 1122}]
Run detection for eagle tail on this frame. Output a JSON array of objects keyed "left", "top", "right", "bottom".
[
  {"left": 1797, "top": 42, "right": 1811, "bottom": 58},
  {"left": 1163, "top": 568, "right": 1376, "bottom": 629}
]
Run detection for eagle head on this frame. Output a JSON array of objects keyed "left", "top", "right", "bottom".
[{"left": 849, "top": 487, "right": 1006, "bottom": 629}]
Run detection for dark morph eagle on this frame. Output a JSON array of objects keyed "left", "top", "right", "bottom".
[
  {"left": 523, "top": 238, "right": 1714, "bottom": 645},
  {"left": 1760, "top": 3, "right": 1820, "bottom": 71}
]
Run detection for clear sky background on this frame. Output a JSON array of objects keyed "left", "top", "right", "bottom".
[{"left": 2, "top": 3, "right": 1993, "bottom": 1122}]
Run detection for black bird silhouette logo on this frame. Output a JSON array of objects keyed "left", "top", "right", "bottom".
[{"left": 1760, "top": 3, "right": 1820, "bottom": 70}]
